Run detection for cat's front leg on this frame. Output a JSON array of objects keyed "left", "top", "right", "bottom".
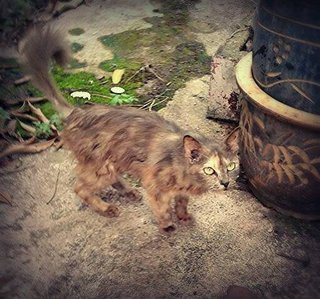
[
  {"left": 174, "top": 195, "right": 193, "bottom": 224},
  {"left": 147, "top": 193, "right": 175, "bottom": 232}
]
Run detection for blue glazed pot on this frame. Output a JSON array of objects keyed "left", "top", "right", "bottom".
[
  {"left": 252, "top": 0, "right": 320, "bottom": 114},
  {"left": 236, "top": 53, "right": 320, "bottom": 220}
]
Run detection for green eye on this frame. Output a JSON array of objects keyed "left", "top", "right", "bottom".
[
  {"left": 203, "top": 167, "right": 215, "bottom": 175},
  {"left": 227, "top": 162, "right": 236, "bottom": 171}
]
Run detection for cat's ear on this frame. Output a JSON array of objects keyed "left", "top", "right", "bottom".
[
  {"left": 183, "top": 135, "right": 202, "bottom": 163},
  {"left": 225, "top": 127, "right": 240, "bottom": 154}
]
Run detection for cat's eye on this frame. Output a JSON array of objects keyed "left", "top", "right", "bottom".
[
  {"left": 227, "top": 162, "right": 236, "bottom": 171},
  {"left": 203, "top": 167, "right": 215, "bottom": 175}
]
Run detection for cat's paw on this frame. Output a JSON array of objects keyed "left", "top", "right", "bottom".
[
  {"left": 100, "top": 205, "right": 120, "bottom": 217},
  {"left": 125, "top": 189, "right": 142, "bottom": 201},
  {"left": 178, "top": 213, "right": 194, "bottom": 225},
  {"left": 162, "top": 224, "right": 176, "bottom": 233}
]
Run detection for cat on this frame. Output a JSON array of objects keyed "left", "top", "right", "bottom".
[{"left": 19, "top": 25, "right": 239, "bottom": 231}]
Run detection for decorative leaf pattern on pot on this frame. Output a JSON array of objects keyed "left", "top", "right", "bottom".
[{"left": 240, "top": 101, "right": 320, "bottom": 186}]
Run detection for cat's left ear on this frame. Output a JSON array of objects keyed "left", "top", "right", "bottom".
[
  {"left": 183, "top": 135, "right": 202, "bottom": 163},
  {"left": 225, "top": 127, "right": 240, "bottom": 154}
]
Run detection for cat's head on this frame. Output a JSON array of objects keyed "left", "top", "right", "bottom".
[{"left": 183, "top": 127, "right": 240, "bottom": 190}]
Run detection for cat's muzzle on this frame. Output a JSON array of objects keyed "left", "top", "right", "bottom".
[{"left": 220, "top": 180, "right": 229, "bottom": 189}]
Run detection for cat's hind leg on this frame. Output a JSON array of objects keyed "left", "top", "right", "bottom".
[
  {"left": 112, "top": 177, "right": 142, "bottom": 201},
  {"left": 74, "top": 164, "right": 119, "bottom": 217}
]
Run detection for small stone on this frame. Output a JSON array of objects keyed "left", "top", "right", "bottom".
[
  {"left": 96, "top": 74, "right": 105, "bottom": 80},
  {"left": 110, "top": 86, "right": 125, "bottom": 94}
]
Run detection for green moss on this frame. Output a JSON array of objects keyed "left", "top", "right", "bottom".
[
  {"left": 71, "top": 42, "right": 84, "bottom": 53},
  {"left": 99, "top": 55, "right": 142, "bottom": 72},
  {"left": 68, "top": 28, "right": 85, "bottom": 36},
  {"left": 96, "top": 0, "right": 211, "bottom": 110},
  {"left": 51, "top": 66, "right": 139, "bottom": 105},
  {"left": 38, "top": 102, "right": 56, "bottom": 118},
  {"left": 16, "top": 123, "right": 30, "bottom": 139},
  {"left": 67, "top": 58, "right": 87, "bottom": 69}
]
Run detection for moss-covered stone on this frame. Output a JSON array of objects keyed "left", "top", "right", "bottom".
[
  {"left": 68, "top": 28, "right": 85, "bottom": 36},
  {"left": 67, "top": 58, "right": 87, "bottom": 69},
  {"left": 71, "top": 42, "right": 84, "bottom": 53},
  {"left": 99, "top": 55, "right": 142, "bottom": 72}
]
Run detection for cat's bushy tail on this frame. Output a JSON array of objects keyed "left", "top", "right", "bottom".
[{"left": 19, "top": 25, "right": 73, "bottom": 119}]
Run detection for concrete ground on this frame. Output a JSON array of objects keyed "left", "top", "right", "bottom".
[{"left": 1, "top": 1, "right": 320, "bottom": 298}]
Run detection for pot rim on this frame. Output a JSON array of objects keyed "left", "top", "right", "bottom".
[{"left": 235, "top": 53, "right": 320, "bottom": 131}]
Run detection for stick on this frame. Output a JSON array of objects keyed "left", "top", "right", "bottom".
[
  {"left": 6, "top": 97, "right": 46, "bottom": 106},
  {"left": 14, "top": 75, "right": 31, "bottom": 85},
  {"left": 148, "top": 99, "right": 156, "bottom": 111},
  {"left": 145, "top": 66, "right": 165, "bottom": 82},
  {"left": 0, "top": 138, "right": 55, "bottom": 160},
  {"left": 227, "top": 27, "right": 249, "bottom": 41},
  {"left": 10, "top": 111, "right": 38, "bottom": 122},
  {"left": 124, "top": 67, "right": 145, "bottom": 84},
  {"left": 46, "top": 169, "right": 60, "bottom": 204},
  {"left": 91, "top": 93, "right": 112, "bottom": 99}
]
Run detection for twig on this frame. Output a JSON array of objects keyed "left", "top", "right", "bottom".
[
  {"left": 10, "top": 111, "right": 38, "bottom": 122},
  {"left": 18, "top": 120, "right": 36, "bottom": 134},
  {"left": 47, "top": 169, "right": 60, "bottom": 204},
  {"left": 148, "top": 99, "right": 156, "bottom": 111},
  {"left": 139, "top": 99, "right": 152, "bottom": 110},
  {"left": 27, "top": 101, "right": 50, "bottom": 123},
  {"left": 227, "top": 27, "right": 249, "bottom": 41},
  {"left": 141, "top": 97, "right": 168, "bottom": 110},
  {"left": 91, "top": 93, "right": 112, "bottom": 99},
  {"left": 14, "top": 75, "right": 31, "bottom": 85},
  {"left": 0, "top": 191, "right": 12, "bottom": 206},
  {"left": 153, "top": 97, "right": 168, "bottom": 107},
  {"left": 6, "top": 97, "right": 46, "bottom": 106},
  {"left": 145, "top": 66, "right": 165, "bottom": 82},
  {"left": 0, "top": 138, "right": 56, "bottom": 160},
  {"left": 124, "top": 67, "right": 145, "bottom": 84}
]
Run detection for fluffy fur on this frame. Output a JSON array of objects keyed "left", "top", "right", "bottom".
[{"left": 20, "top": 25, "right": 239, "bottom": 231}]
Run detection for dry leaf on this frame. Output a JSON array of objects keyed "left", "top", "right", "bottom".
[
  {"left": 18, "top": 121, "right": 36, "bottom": 134},
  {"left": 266, "top": 71, "right": 282, "bottom": 78},
  {"left": 0, "top": 138, "right": 56, "bottom": 159},
  {"left": 14, "top": 75, "right": 31, "bottom": 85},
  {"left": 27, "top": 101, "right": 49, "bottom": 123},
  {"left": 10, "top": 111, "right": 38, "bottom": 122},
  {"left": 6, "top": 96, "right": 46, "bottom": 106},
  {"left": 112, "top": 69, "right": 125, "bottom": 84}
]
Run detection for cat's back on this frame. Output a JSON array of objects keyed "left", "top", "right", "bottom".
[
  {"left": 65, "top": 104, "right": 181, "bottom": 134},
  {"left": 62, "top": 105, "right": 183, "bottom": 162}
]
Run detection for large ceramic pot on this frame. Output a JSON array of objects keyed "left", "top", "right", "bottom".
[
  {"left": 252, "top": 0, "right": 320, "bottom": 114},
  {"left": 236, "top": 53, "right": 320, "bottom": 220}
]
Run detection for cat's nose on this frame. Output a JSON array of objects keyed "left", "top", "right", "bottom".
[{"left": 220, "top": 180, "right": 229, "bottom": 189}]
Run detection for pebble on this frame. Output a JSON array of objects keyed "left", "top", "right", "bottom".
[{"left": 111, "top": 86, "right": 125, "bottom": 94}]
